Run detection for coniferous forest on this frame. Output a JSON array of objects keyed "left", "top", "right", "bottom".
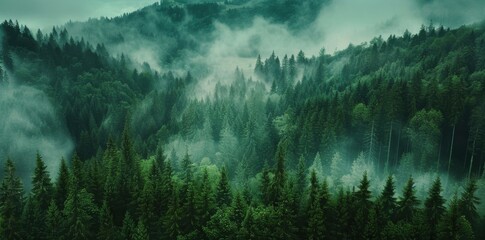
[{"left": 1, "top": 0, "right": 485, "bottom": 239}]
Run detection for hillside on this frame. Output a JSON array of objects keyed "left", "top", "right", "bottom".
[{"left": 1, "top": 1, "right": 485, "bottom": 239}]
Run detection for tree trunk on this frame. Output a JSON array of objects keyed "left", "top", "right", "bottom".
[
  {"left": 385, "top": 122, "right": 393, "bottom": 173},
  {"left": 368, "top": 120, "right": 375, "bottom": 164},
  {"left": 394, "top": 126, "right": 402, "bottom": 170},
  {"left": 436, "top": 138, "right": 442, "bottom": 172},
  {"left": 446, "top": 124, "right": 455, "bottom": 180},
  {"left": 468, "top": 128, "right": 479, "bottom": 179}
]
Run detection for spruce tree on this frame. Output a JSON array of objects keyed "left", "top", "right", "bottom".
[
  {"left": 458, "top": 179, "right": 480, "bottom": 226},
  {"left": 55, "top": 158, "right": 69, "bottom": 209},
  {"left": 0, "top": 158, "right": 24, "bottom": 240},
  {"left": 216, "top": 165, "right": 231, "bottom": 207},
  {"left": 30, "top": 153, "right": 54, "bottom": 239},
  {"left": 397, "top": 177, "right": 419, "bottom": 222},
  {"left": 380, "top": 175, "right": 397, "bottom": 221},
  {"left": 133, "top": 220, "right": 149, "bottom": 240},
  {"left": 424, "top": 177, "right": 445, "bottom": 240},
  {"left": 46, "top": 200, "right": 64, "bottom": 240}
]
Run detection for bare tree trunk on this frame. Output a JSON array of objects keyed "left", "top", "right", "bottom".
[
  {"left": 394, "top": 126, "right": 402, "bottom": 170},
  {"left": 437, "top": 138, "right": 442, "bottom": 172},
  {"left": 446, "top": 124, "right": 456, "bottom": 181},
  {"left": 385, "top": 122, "right": 393, "bottom": 173},
  {"left": 463, "top": 135, "right": 470, "bottom": 170},
  {"left": 368, "top": 120, "right": 375, "bottom": 164},
  {"left": 468, "top": 128, "right": 479, "bottom": 179}
]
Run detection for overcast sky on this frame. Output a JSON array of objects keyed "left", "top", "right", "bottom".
[{"left": 0, "top": 0, "right": 158, "bottom": 30}]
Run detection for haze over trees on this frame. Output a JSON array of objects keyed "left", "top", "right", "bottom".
[{"left": 1, "top": 0, "right": 485, "bottom": 239}]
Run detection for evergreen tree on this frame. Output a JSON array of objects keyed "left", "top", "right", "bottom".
[
  {"left": 354, "top": 171, "right": 372, "bottom": 239},
  {"left": 307, "top": 169, "right": 324, "bottom": 239},
  {"left": 133, "top": 220, "right": 149, "bottom": 240},
  {"left": 397, "top": 177, "right": 419, "bottom": 222},
  {"left": 196, "top": 168, "right": 215, "bottom": 234},
  {"left": 164, "top": 189, "right": 181, "bottom": 239},
  {"left": 0, "top": 158, "right": 24, "bottom": 240},
  {"left": 438, "top": 194, "right": 474, "bottom": 240},
  {"left": 30, "top": 153, "right": 54, "bottom": 239},
  {"left": 458, "top": 179, "right": 480, "bottom": 226},
  {"left": 46, "top": 200, "right": 64, "bottom": 240},
  {"left": 121, "top": 212, "right": 136, "bottom": 240},
  {"left": 98, "top": 200, "right": 116, "bottom": 240},
  {"left": 260, "top": 163, "right": 271, "bottom": 205},
  {"left": 424, "top": 177, "right": 445, "bottom": 239},
  {"left": 215, "top": 165, "right": 231, "bottom": 207},
  {"left": 272, "top": 142, "right": 286, "bottom": 204},
  {"left": 55, "top": 158, "right": 69, "bottom": 209},
  {"left": 380, "top": 175, "right": 397, "bottom": 221}
]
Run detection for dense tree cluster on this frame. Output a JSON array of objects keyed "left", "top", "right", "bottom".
[
  {"left": 0, "top": 144, "right": 482, "bottom": 239},
  {"left": 2, "top": 4, "right": 485, "bottom": 239}
]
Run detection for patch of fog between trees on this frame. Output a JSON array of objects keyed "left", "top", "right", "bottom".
[
  {"left": 0, "top": 81, "right": 73, "bottom": 189},
  {"left": 163, "top": 134, "right": 485, "bottom": 215}
]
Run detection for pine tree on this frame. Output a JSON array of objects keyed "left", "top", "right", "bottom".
[
  {"left": 0, "top": 158, "right": 24, "bottom": 240},
  {"left": 46, "top": 200, "right": 64, "bottom": 240},
  {"left": 196, "top": 168, "right": 215, "bottom": 232},
  {"left": 133, "top": 220, "right": 149, "bottom": 240},
  {"left": 458, "top": 179, "right": 480, "bottom": 226},
  {"left": 307, "top": 169, "right": 324, "bottom": 239},
  {"left": 260, "top": 164, "right": 271, "bottom": 205},
  {"left": 355, "top": 172, "right": 372, "bottom": 239},
  {"left": 98, "top": 200, "right": 116, "bottom": 240},
  {"left": 272, "top": 142, "right": 286, "bottom": 204},
  {"left": 397, "top": 177, "right": 419, "bottom": 222},
  {"left": 121, "top": 212, "right": 136, "bottom": 240},
  {"left": 30, "top": 153, "right": 54, "bottom": 239},
  {"left": 63, "top": 188, "right": 97, "bottom": 240},
  {"left": 164, "top": 189, "right": 181, "bottom": 239},
  {"left": 424, "top": 177, "right": 445, "bottom": 240},
  {"left": 55, "top": 158, "right": 69, "bottom": 209},
  {"left": 380, "top": 175, "right": 397, "bottom": 221},
  {"left": 438, "top": 194, "right": 474, "bottom": 240},
  {"left": 216, "top": 165, "right": 231, "bottom": 207}
]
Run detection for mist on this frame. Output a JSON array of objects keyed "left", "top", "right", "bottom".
[
  {"left": 0, "top": 0, "right": 158, "bottom": 30},
  {"left": 0, "top": 81, "right": 73, "bottom": 188}
]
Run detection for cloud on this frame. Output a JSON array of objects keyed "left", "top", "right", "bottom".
[{"left": 0, "top": 0, "right": 158, "bottom": 30}]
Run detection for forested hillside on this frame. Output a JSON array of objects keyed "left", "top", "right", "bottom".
[{"left": 1, "top": 1, "right": 485, "bottom": 239}]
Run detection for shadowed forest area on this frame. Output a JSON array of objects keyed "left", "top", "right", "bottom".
[{"left": 1, "top": 0, "right": 485, "bottom": 239}]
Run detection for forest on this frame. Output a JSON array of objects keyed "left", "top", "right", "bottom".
[{"left": 1, "top": 0, "right": 485, "bottom": 239}]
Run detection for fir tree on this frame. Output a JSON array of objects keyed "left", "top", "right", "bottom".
[
  {"left": 216, "top": 165, "right": 231, "bottom": 207},
  {"left": 30, "top": 153, "right": 54, "bottom": 239},
  {"left": 380, "top": 175, "right": 397, "bottom": 221},
  {"left": 458, "top": 179, "right": 480, "bottom": 226},
  {"left": 424, "top": 177, "right": 445, "bottom": 240},
  {"left": 0, "top": 158, "right": 24, "bottom": 240},
  {"left": 55, "top": 158, "right": 69, "bottom": 209},
  {"left": 397, "top": 177, "right": 419, "bottom": 222}
]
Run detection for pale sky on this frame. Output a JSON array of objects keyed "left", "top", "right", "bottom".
[{"left": 0, "top": 0, "right": 158, "bottom": 30}]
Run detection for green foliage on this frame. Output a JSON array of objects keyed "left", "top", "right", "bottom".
[{"left": 0, "top": 159, "right": 24, "bottom": 240}]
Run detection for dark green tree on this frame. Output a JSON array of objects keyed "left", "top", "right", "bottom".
[
  {"left": 46, "top": 200, "right": 64, "bottom": 240},
  {"left": 397, "top": 177, "right": 419, "bottom": 222},
  {"left": 380, "top": 175, "right": 397, "bottom": 221},
  {"left": 30, "top": 153, "right": 54, "bottom": 239},
  {"left": 0, "top": 158, "right": 24, "bottom": 240},
  {"left": 424, "top": 177, "right": 445, "bottom": 240},
  {"left": 215, "top": 165, "right": 231, "bottom": 207},
  {"left": 438, "top": 194, "right": 474, "bottom": 240},
  {"left": 458, "top": 179, "right": 480, "bottom": 226},
  {"left": 55, "top": 158, "right": 69, "bottom": 209}
]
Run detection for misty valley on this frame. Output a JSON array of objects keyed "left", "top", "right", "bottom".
[{"left": 1, "top": 0, "right": 485, "bottom": 239}]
